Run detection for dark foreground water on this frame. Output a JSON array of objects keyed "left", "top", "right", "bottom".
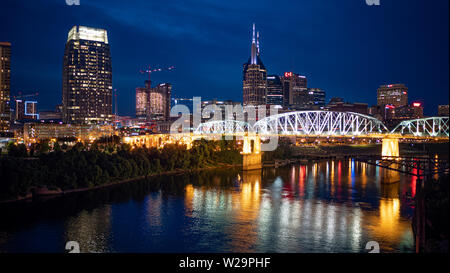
[{"left": 0, "top": 159, "right": 416, "bottom": 253}]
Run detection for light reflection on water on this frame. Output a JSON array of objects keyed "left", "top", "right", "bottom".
[{"left": 0, "top": 159, "right": 414, "bottom": 253}]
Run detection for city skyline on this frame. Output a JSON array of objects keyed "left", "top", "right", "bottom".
[
  {"left": 0, "top": 0, "right": 449, "bottom": 257},
  {"left": 0, "top": 0, "right": 448, "bottom": 117}
]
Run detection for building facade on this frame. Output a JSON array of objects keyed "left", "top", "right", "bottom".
[
  {"left": 135, "top": 81, "right": 171, "bottom": 122},
  {"left": 136, "top": 81, "right": 150, "bottom": 121},
  {"left": 15, "top": 100, "right": 38, "bottom": 120},
  {"left": 308, "top": 88, "right": 326, "bottom": 108},
  {"left": 23, "top": 123, "right": 114, "bottom": 144},
  {"left": 0, "top": 42, "right": 11, "bottom": 132},
  {"left": 266, "top": 75, "right": 283, "bottom": 106},
  {"left": 62, "top": 26, "right": 113, "bottom": 124},
  {"left": 281, "top": 72, "right": 307, "bottom": 108},
  {"left": 243, "top": 24, "right": 267, "bottom": 106},
  {"left": 39, "top": 110, "right": 62, "bottom": 122},
  {"left": 394, "top": 102, "right": 424, "bottom": 120},
  {"left": 438, "top": 105, "right": 449, "bottom": 116},
  {"left": 377, "top": 84, "right": 408, "bottom": 107},
  {"left": 151, "top": 83, "right": 171, "bottom": 121},
  {"left": 326, "top": 102, "right": 368, "bottom": 115}
]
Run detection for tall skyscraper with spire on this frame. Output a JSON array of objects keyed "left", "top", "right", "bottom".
[{"left": 243, "top": 23, "right": 267, "bottom": 106}]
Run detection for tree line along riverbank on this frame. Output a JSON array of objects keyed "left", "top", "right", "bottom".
[
  {"left": 0, "top": 138, "right": 245, "bottom": 202},
  {"left": 0, "top": 137, "right": 297, "bottom": 203},
  {"left": 1, "top": 138, "right": 447, "bottom": 203}
]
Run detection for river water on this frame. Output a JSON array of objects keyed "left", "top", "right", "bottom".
[{"left": 0, "top": 159, "right": 415, "bottom": 253}]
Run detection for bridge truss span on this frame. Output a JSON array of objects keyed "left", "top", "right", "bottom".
[
  {"left": 193, "top": 120, "right": 252, "bottom": 135},
  {"left": 253, "top": 111, "right": 389, "bottom": 136},
  {"left": 391, "top": 117, "right": 449, "bottom": 137}
]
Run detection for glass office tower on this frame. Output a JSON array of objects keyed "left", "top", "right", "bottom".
[{"left": 62, "top": 26, "right": 112, "bottom": 124}]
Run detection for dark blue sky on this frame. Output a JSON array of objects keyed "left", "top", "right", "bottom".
[{"left": 1, "top": 0, "right": 448, "bottom": 116}]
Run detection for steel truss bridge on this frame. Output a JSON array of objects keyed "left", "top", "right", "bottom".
[
  {"left": 193, "top": 111, "right": 449, "bottom": 139},
  {"left": 124, "top": 111, "right": 448, "bottom": 150}
]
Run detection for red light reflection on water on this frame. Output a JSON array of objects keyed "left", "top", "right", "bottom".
[{"left": 299, "top": 165, "right": 306, "bottom": 197}]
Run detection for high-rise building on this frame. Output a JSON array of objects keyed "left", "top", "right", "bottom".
[
  {"left": 135, "top": 81, "right": 171, "bottom": 122},
  {"left": 62, "top": 26, "right": 112, "bottom": 124},
  {"left": 136, "top": 81, "right": 150, "bottom": 121},
  {"left": 288, "top": 87, "right": 326, "bottom": 110},
  {"left": 15, "top": 100, "right": 38, "bottom": 120},
  {"left": 243, "top": 24, "right": 267, "bottom": 106},
  {"left": 377, "top": 84, "right": 408, "bottom": 107},
  {"left": 266, "top": 75, "right": 283, "bottom": 106},
  {"left": 281, "top": 72, "right": 307, "bottom": 108},
  {"left": 151, "top": 83, "right": 171, "bottom": 121},
  {"left": 0, "top": 42, "right": 11, "bottom": 132},
  {"left": 307, "top": 88, "right": 326, "bottom": 108}
]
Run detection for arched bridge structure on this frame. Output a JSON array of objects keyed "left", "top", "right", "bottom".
[
  {"left": 390, "top": 117, "right": 449, "bottom": 138},
  {"left": 253, "top": 111, "right": 389, "bottom": 137},
  {"left": 192, "top": 111, "right": 449, "bottom": 140},
  {"left": 123, "top": 112, "right": 449, "bottom": 152},
  {"left": 123, "top": 111, "right": 448, "bottom": 164}
]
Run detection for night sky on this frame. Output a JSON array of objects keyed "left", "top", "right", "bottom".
[{"left": 1, "top": 0, "right": 448, "bottom": 116}]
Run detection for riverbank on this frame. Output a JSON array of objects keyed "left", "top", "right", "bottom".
[
  {"left": 2, "top": 142, "right": 447, "bottom": 204},
  {"left": 0, "top": 162, "right": 243, "bottom": 204},
  {"left": 0, "top": 139, "right": 244, "bottom": 204},
  {"left": 0, "top": 163, "right": 242, "bottom": 204}
]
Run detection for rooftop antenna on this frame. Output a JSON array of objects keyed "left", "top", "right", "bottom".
[
  {"left": 256, "top": 31, "right": 260, "bottom": 55},
  {"left": 252, "top": 23, "right": 256, "bottom": 43}
]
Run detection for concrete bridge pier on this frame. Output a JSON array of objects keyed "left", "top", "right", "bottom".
[
  {"left": 242, "top": 135, "right": 262, "bottom": 171},
  {"left": 380, "top": 137, "right": 401, "bottom": 184},
  {"left": 381, "top": 137, "right": 399, "bottom": 158}
]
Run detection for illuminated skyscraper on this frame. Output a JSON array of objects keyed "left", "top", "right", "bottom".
[
  {"left": 281, "top": 72, "right": 307, "bottom": 108},
  {"left": 151, "top": 83, "right": 171, "bottom": 121},
  {"left": 266, "top": 75, "right": 283, "bottom": 106},
  {"left": 135, "top": 81, "right": 171, "bottom": 122},
  {"left": 0, "top": 42, "right": 11, "bottom": 132},
  {"left": 243, "top": 24, "right": 267, "bottom": 106},
  {"left": 377, "top": 84, "right": 408, "bottom": 107},
  {"left": 136, "top": 81, "right": 150, "bottom": 121},
  {"left": 62, "top": 26, "right": 112, "bottom": 124}
]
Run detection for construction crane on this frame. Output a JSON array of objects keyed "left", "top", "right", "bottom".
[
  {"left": 140, "top": 65, "right": 175, "bottom": 85},
  {"left": 12, "top": 92, "right": 39, "bottom": 100}
]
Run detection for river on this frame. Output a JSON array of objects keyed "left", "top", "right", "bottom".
[{"left": 0, "top": 158, "right": 415, "bottom": 253}]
